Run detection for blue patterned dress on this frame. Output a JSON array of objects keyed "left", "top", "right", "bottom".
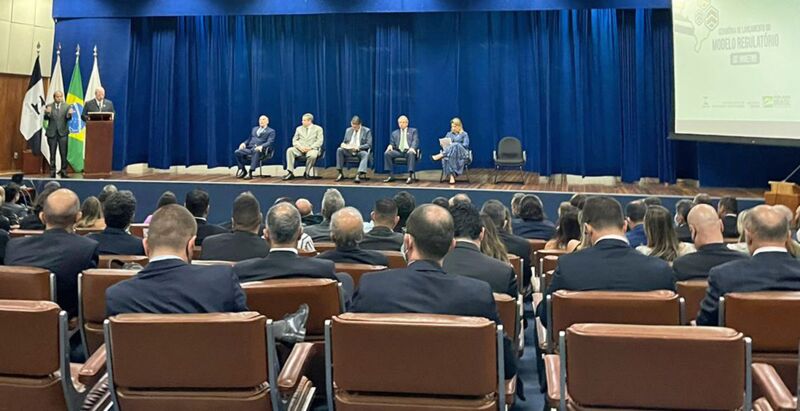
[{"left": 442, "top": 131, "right": 470, "bottom": 176}]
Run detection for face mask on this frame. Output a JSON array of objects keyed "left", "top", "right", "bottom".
[{"left": 400, "top": 241, "right": 409, "bottom": 263}]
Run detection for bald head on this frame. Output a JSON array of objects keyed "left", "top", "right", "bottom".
[
  {"left": 265, "top": 202, "right": 302, "bottom": 248},
  {"left": 745, "top": 205, "right": 790, "bottom": 252},
  {"left": 686, "top": 204, "right": 724, "bottom": 246},
  {"left": 42, "top": 189, "right": 81, "bottom": 229},
  {"left": 405, "top": 204, "right": 455, "bottom": 262},
  {"left": 330, "top": 207, "right": 364, "bottom": 248},
  {"left": 773, "top": 205, "right": 794, "bottom": 225},
  {"left": 295, "top": 198, "right": 313, "bottom": 216}
]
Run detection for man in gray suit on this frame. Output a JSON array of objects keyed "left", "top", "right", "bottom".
[
  {"left": 284, "top": 113, "right": 324, "bottom": 180},
  {"left": 336, "top": 115, "right": 373, "bottom": 183},
  {"left": 81, "top": 86, "right": 115, "bottom": 121},
  {"left": 384, "top": 115, "right": 420, "bottom": 184},
  {"left": 44, "top": 91, "right": 73, "bottom": 178}
]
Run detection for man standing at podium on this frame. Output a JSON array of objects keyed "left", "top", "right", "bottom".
[
  {"left": 44, "top": 91, "right": 73, "bottom": 178},
  {"left": 82, "top": 87, "right": 115, "bottom": 121}
]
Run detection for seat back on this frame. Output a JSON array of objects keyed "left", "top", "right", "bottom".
[
  {"left": 79, "top": 269, "right": 138, "bottom": 356},
  {"left": 564, "top": 323, "right": 748, "bottom": 410},
  {"left": 0, "top": 266, "right": 53, "bottom": 301},
  {"left": 9, "top": 229, "right": 43, "bottom": 238},
  {"left": 508, "top": 254, "right": 522, "bottom": 289},
  {"left": 75, "top": 227, "right": 104, "bottom": 236},
  {"left": 676, "top": 279, "right": 708, "bottom": 322},
  {"left": 334, "top": 263, "right": 386, "bottom": 288},
  {"left": 129, "top": 223, "right": 148, "bottom": 238},
  {"left": 97, "top": 255, "right": 149, "bottom": 269},
  {"left": 191, "top": 260, "right": 236, "bottom": 266},
  {"left": 497, "top": 137, "right": 523, "bottom": 161},
  {"left": 527, "top": 239, "right": 547, "bottom": 262},
  {"left": 315, "top": 242, "right": 336, "bottom": 253},
  {"left": 243, "top": 278, "right": 343, "bottom": 337},
  {"left": 192, "top": 246, "right": 202, "bottom": 260},
  {"left": 533, "top": 249, "right": 566, "bottom": 277},
  {"left": 380, "top": 250, "right": 406, "bottom": 269},
  {"left": 494, "top": 293, "right": 518, "bottom": 343}
]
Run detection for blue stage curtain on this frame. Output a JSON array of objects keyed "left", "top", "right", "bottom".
[{"left": 123, "top": 10, "right": 686, "bottom": 182}]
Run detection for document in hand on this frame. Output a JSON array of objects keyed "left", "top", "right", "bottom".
[{"left": 439, "top": 137, "right": 452, "bottom": 149}]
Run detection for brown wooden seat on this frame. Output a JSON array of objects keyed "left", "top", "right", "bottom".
[
  {"left": 380, "top": 250, "right": 405, "bottom": 269},
  {"left": 129, "top": 223, "right": 148, "bottom": 238},
  {"left": 299, "top": 250, "right": 318, "bottom": 258},
  {"left": 191, "top": 246, "right": 202, "bottom": 260},
  {"left": 191, "top": 260, "right": 236, "bottom": 266},
  {"left": 751, "top": 348, "right": 798, "bottom": 411},
  {"left": 314, "top": 242, "right": 336, "bottom": 253},
  {"left": 9, "top": 229, "right": 43, "bottom": 238},
  {"left": 75, "top": 227, "right": 105, "bottom": 236},
  {"left": 97, "top": 255, "right": 149, "bottom": 269},
  {"left": 494, "top": 292, "right": 524, "bottom": 358},
  {"left": 334, "top": 263, "right": 386, "bottom": 288},
  {"left": 526, "top": 239, "right": 547, "bottom": 262},
  {"left": 0, "top": 266, "right": 54, "bottom": 301},
  {"left": 78, "top": 269, "right": 138, "bottom": 357},
  {"left": 507, "top": 254, "right": 523, "bottom": 295},
  {"left": 676, "top": 279, "right": 708, "bottom": 323}
]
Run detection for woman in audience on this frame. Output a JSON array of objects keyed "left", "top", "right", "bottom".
[
  {"left": 727, "top": 209, "right": 750, "bottom": 254},
  {"left": 75, "top": 196, "right": 106, "bottom": 229},
  {"left": 566, "top": 210, "right": 589, "bottom": 252},
  {"left": 431, "top": 117, "right": 470, "bottom": 185},
  {"left": 546, "top": 210, "right": 581, "bottom": 250},
  {"left": 636, "top": 205, "right": 694, "bottom": 262},
  {"left": 479, "top": 213, "right": 509, "bottom": 264},
  {"left": 143, "top": 191, "right": 178, "bottom": 224}
]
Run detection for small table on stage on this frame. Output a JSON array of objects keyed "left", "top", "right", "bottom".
[{"left": 84, "top": 112, "right": 114, "bottom": 178}]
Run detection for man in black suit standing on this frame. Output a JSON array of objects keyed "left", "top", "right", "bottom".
[
  {"left": 383, "top": 115, "right": 420, "bottom": 184},
  {"left": 696, "top": 205, "right": 800, "bottom": 325},
  {"left": 81, "top": 86, "right": 115, "bottom": 121},
  {"left": 718, "top": 196, "right": 739, "bottom": 239},
  {"left": 316, "top": 207, "right": 388, "bottom": 266},
  {"left": 674, "top": 199, "right": 694, "bottom": 243},
  {"left": 87, "top": 191, "right": 145, "bottom": 255},
  {"left": 5, "top": 189, "right": 99, "bottom": 317},
  {"left": 200, "top": 193, "right": 269, "bottom": 261},
  {"left": 444, "top": 203, "right": 517, "bottom": 296},
  {"left": 511, "top": 195, "right": 555, "bottom": 240},
  {"left": 234, "top": 115, "right": 276, "bottom": 180},
  {"left": 673, "top": 204, "right": 746, "bottom": 281},
  {"left": 303, "top": 189, "right": 345, "bottom": 243},
  {"left": 360, "top": 198, "right": 404, "bottom": 251},
  {"left": 538, "top": 196, "right": 675, "bottom": 326},
  {"left": 185, "top": 188, "right": 227, "bottom": 245},
  {"left": 44, "top": 91, "right": 73, "bottom": 178},
  {"left": 482, "top": 200, "right": 532, "bottom": 288}
]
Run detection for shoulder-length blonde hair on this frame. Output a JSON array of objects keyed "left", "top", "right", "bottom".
[
  {"left": 480, "top": 213, "right": 509, "bottom": 264},
  {"left": 76, "top": 196, "right": 103, "bottom": 228},
  {"left": 644, "top": 205, "right": 681, "bottom": 262},
  {"left": 450, "top": 117, "right": 464, "bottom": 133}
]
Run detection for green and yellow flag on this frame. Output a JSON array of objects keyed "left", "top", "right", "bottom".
[{"left": 66, "top": 56, "right": 85, "bottom": 172}]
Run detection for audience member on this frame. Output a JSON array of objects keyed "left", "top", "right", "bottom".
[
  {"left": 1, "top": 184, "right": 30, "bottom": 224},
  {"left": 512, "top": 194, "right": 556, "bottom": 240},
  {"left": 727, "top": 210, "right": 751, "bottom": 254},
  {"left": 636, "top": 205, "right": 695, "bottom": 262},
  {"left": 481, "top": 200, "right": 532, "bottom": 288},
  {"left": 185, "top": 188, "right": 227, "bottom": 245},
  {"left": 296, "top": 198, "right": 323, "bottom": 226},
  {"left": 643, "top": 196, "right": 662, "bottom": 207},
  {"left": 200, "top": 193, "right": 268, "bottom": 261},
  {"left": 673, "top": 204, "right": 747, "bottom": 281},
  {"left": 272, "top": 197, "right": 317, "bottom": 252},
  {"left": 693, "top": 193, "right": 713, "bottom": 206},
  {"left": 87, "top": 191, "right": 145, "bottom": 255},
  {"left": 0, "top": 225, "right": 8, "bottom": 263},
  {"left": 773, "top": 205, "right": 800, "bottom": 258},
  {"left": 510, "top": 192, "right": 526, "bottom": 218},
  {"left": 304, "top": 189, "right": 345, "bottom": 242},
  {"left": 674, "top": 199, "right": 694, "bottom": 243},
  {"left": 75, "top": 196, "right": 106, "bottom": 229},
  {"left": 448, "top": 193, "right": 472, "bottom": 208},
  {"left": 97, "top": 184, "right": 118, "bottom": 205},
  {"left": 393, "top": 191, "right": 416, "bottom": 233},
  {"left": 545, "top": 210, "right": 580, "bottom": 251},
  {"left": 697, "top": 205, "right": 800, "bottom": 325},
  {"left": 569, "top": 193, "right": 587, "bottom": 210},
  {"left": 718, "top": 196, "right": 739, "bottom": 238},
  {"left": 479, "top": 214, "right": 510, "bottom": 264},
  {"left": 624, "top": 200, "right": 647, "bottom": 248},
  {"left": 316, "top": 207, "right": 388, "bottom": 266},
  {"left": 431, "top": 196, "right": 449, "bottom": 209},
  {"left": 557, "top": 202, "right": 577, "bottom": 218},
  {"left": 143, "top": 191, "right": 177, "bottom": 224},
  {"left": 0, "top": 188, "right": 10, "bottom": 230},
  {"left": 360, "top": 198, "right": 404, "bottom": 251},
  {"left": 19, "top": 185, "right": 60, "bottom": 229}
]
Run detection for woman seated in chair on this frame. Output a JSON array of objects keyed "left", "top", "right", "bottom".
[{"left": 432, "top": 117, "right": 470, "bottom": 184}]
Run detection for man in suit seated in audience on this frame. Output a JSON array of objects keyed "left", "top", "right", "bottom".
[
  {"left": 87, "top": 191, "right": 146, "bottom": 255},
  {"left": 200, "top": 193, "right": 269, "bottom": 262},
  {"left": 233, "top": 202, "right": 354, "bottom": 296},
  {"left": 393, "top": 191, "right": 416, "bottom": 233},
  {"left": 185, "top": 188, "right": 227, "bottom": 245},
  {"left": 718, "top": 196, "right": 739, "bottom": 239},
  {"left": 360, "top": 198, "right": 404, "bottom": 251},
  {"left": 316, "top": 207, "right": 388, "bottom": 266},
  {"left": 674, "top": 199, "right": 694, "bottom": 243},
  {"left": 511, "top": 194, "right": 555, "bottom": 240},
  {"left": 350, "top": 204, "right": 518, "bottom": 380},
  {"left": 482, "top": 199, "right": 533, "bottom": 289},
  {"left": 443, "top": 203, "right": 517, "bottom": 296},
  {"left": 296, "top": 198, "right": 323, "bottom": 226},
  {"left": 673, "top": 204, "right": 747, "bottom": 281},
  {"left": 696, "top": 205, "right": 800, "bottom": 325},
  {"left": 624, "top": 200, "right": 647, "bottom": 248},
  {"left": 303, "top": 188, "right": 345, "bottom": 243},
  {"left": 449, "top": 193, "right": 472, "bottom": 208},
  {"left": 538, "top": 196, "right": 675, "bottom": 326},
  {"left": 1, "top": 184, "right": 30, "bottom": 225},
  {"left": 5, "top": 189, "right": 99, "bottom": 318}
]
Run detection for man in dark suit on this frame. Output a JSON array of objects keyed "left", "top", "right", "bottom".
[
  {"left": 538, "top": 196, "right": 676, "bottom": 326},
  {"left": 317, "top": 207, "right": 388, "bottom": 266},
  {"left": 5, "top": 189, "right": 99, "bottom": 317},
  {"left": 233, "top": 202, "right": 354, "bottom": 296},
  {"left": 624, "top": 200, "right": 647, "bottom": 248},
  {"left": 87, "top": 191, "right": 145, "bottom": 255},
  {"left": 444, "top": 203, "right": 517, "bottom": 296},
  {"left": 185, "top": 188, "right": 227, "bottom": 245},
  {"left": 44, "top": 91, "right": 73, "bottom": 178},
  {"left": 0, "top": 184, "right": 30, "bottom": 225},
  {"left": 360, "top": 198, "right": 404, "bottom": 251},
  {"left": 201, "top": 193, "right": 268, "bottom": 261},
  {"left": 482, "top": 200, "right": 533, "bottom": 289},
  {"left": 296, "top": 198, "right": 323, "bottom": 226},
  {"left": 303, "top": 189, "right": 345, "bottom": 243},
  {"left": 674, "top": 199, "right": 694, "bottom": 243},
  {"left": 696, "top": 205, "right": 800, "bottom": 325},
  {"left": 234, "top": 115, "right": 276, "bottom": 180},
  {"left": 335, "top": 116, "right": 373, "bottom": 183},
  {"left": 673, "top": 204, "right": 747, "bottom": 281},
  {"left": 383, "top": 115, "right": 420, "bottom": 184},
  {"left": 351, "top": 204, "right": 517, "bottom": 380},
  {"left": 393, "top": 191, "right": 416, "bottom": 233},
  {"left": 0, "top": 228, "right": 9, "bottom": 265},
  {"left": 718, "top": 196, "right": 739, "bottom": 239},
  {"left": 511, "top": 194, "right": 556, "bottom": 240},
  {"left": 81, "top": 86, "right": 115, "bottom": 121}
]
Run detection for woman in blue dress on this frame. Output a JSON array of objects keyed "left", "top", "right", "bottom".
[{"left": 432, "top": 117, "right": 470, "bottom": 184}]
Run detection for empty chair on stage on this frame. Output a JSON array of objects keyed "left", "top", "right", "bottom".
[
  {"left": 384, "top": 115, "right": 420, "bottom": 184},
  {"left": 336, "top": 115, "right": 373, "bottom": 183},
  {"left": 234, "top": 115, "right": 275, "bottom": 180}
]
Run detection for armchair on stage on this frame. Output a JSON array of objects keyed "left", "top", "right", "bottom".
[
  {"left": 493, "top": 136, "right": 526, "bottom": 184},
  {"left": 84, "top": 112, "right": 114, "bottom": 178}
]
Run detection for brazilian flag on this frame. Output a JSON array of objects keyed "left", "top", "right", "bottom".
[{"left": 66, "top": 61, "right": 85, "bottom": 172}]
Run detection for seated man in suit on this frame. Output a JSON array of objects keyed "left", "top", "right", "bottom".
[
  {"left": 383, "top": 115, "right": 419, "bottom": 184},
  {"left": 393, "top": 191, "right": 416, "bottom": 233},
  {"left": 624, "top": 200, "right": 647, "bottom": 248},
  {"left": 511, "top": 194, "right": 556, "bottom": 240},
  {"left": 674, "top": 199, "right": 694, "bottom": 243},
  {"left": 351, "top": 204, "right": 518, "bottom": 380},
  {"left": 296, "top": 198, "right": 323, "bottom": 226},
  {"left": 303, "top": 189, "right": 345, "bottom": 243},
  {"left": 443, "top": 203, "right": 517, "bottom": 296},
  {"left": 316, "top": 207, "right": 388, "bottom": 266},
  {"left": 718, "top": 196, "right": 739, "bottom": 239},
  {"left": 673, "top": 204, "right": 747, "bottom": 281},
  {"left": 336, "top": 115, "right": 372, "bottom": 183},
  {"left": 360, "top": 198, "right": 404, "bottom": 251},
  {"left": 5, "top": 189, "right": 99, "bottom": 317},
  {"left": 235, "top": 115, "right": 276, "bottom": 180},
  {"left": 185, "top": 188, "right": 228, "bottom": 245},
  {"left": 87, "top": 191, "right": 146, "bottom": 255},
  {"left": 1, "top": 184, "right": 30, "bottom": 225},
  {"left": 233, "top": 202, "right": 354, "bottom": 297},
  {"left": 284, "top": 113, "right": 324, "bottom": 180},
  {"left": 481, "top": 200, "right": 533, "bottom": 289},
  {"left": 697, "top": 205, "right": 800, "bottom": 325},
  {"left": 201, "top": 192, "right": 268, "bottom": 261},
  {"left": 538, "top": 196, "right": 676, "bottom": 326},
  {"left": 81, "top": 86, "right": 115, "bottom": 121}
]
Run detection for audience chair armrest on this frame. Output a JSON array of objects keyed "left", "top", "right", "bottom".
[
  {"left": 536, "top": 316, "right": 548, "bottom": 352},
  {"left": 752, "top": 363, "right": 797, "bottom": 411},
  {"left": 505, "top": 375, "right": 517, "bottom": 406},
  {"left": 544, "top": 354, "right": 564, "bottom": 407},
  {"left": 278, "top": 342, "right": 317, "bottom": 394},
  {"left": 78, "top": 344, "right": 107, "bottom": 388}
]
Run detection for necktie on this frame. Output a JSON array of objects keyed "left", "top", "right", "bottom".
[
  {"left": 56, "top": 103, "right": 60, "bottom": 112},
  {"left": 98, "top": 100, "right": 102, "bottom": 109},
  {"left": 399, "top": 129, "right": 408, "bottom": 151}
]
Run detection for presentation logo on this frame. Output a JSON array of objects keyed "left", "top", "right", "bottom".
[{"left": 673, "top": 0, "right": 720, "bottom": 52}]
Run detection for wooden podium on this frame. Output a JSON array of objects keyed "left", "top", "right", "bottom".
[
  {"left": 84, "top": 113, "right": 114, "bottom": 178},
  {"left": 765, "top": 181, "right": 800, "bottom": 210}
]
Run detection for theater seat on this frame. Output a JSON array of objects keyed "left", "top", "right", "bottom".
[
  {"left": 326, "top": 313, "right": 514, "bottom": 410},
  {"left": 314, "top": 242, "right": 336, "bottom": 253},
  {"left": 9, "top": 229, "right": 44, "bottom": 238},
  {"left": 192, "top": 246, "right": 202, "bottom": 260},
  {"left": 75, "top": 227, "right": 105, "bottom": 236},
  {"left": 104, "top": 312, "right": 316, "bottom": 411},
  {"left": 507, "top": 254, "right": 523, "bottom": 294},
  {"left": 128, "top": 223, "right": 148, "bottom": 238},
  {"left": 0, "top": 266, "right": 54, "bottom": 301},
  {"left": 494, "top": 293, "right": 524, "bottom": 358},
  {"left": 676, "top": 279, "right": 708, "bottom": 323},
  {"left": 79, "top": 269, "right": 139, "bottom": 358},
  {"left": 380, "top": 250, "right": 406, "bottom": 269},
  {"left": 191, "top": 259, "right": 236, "bottom": 266},
  {"left": 97, "top": 255, "right": 149, "bottom": 269},
  {"left": 526, "top": 239, "right": 547, "bottom": 262},
  {"left": 334, "top": 263, "right": 386, "bottom": 288},
  {"left": 752, "top": 359, "right": 798, "bottom": 411},
  {"left": 544, "top": 323, "right": 751, "bottom": 410}
]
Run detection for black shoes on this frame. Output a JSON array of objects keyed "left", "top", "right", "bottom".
[
  {"left": 383, "top": 176, "right": 395, "bottom": 183},
  {"left": 354, "top": 173, "right": 361, "bottom": 183},
  {"left": 272, "top": 304, "right": 309, "bottom": 343},
  {"left": 283, "top": 172, "right": 295, "bottom": 181},
  {"left": 336, "top": 171, "right": 344, "bottom": 182},
  {"left": 236, "top": 169, "right": 246, "bottom": 178},
  {"left": 243, "top": 171, "right": 253, "bottom": 180},
  {"left": 59, "top": 171, "right": 68, "bottom": 178}
]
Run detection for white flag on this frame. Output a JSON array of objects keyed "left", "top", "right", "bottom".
[
  {"left": 85, "top": 47, "right": 102, "bottom": 104},
  {"left": 44, "top": 50, "right": 65, "bottom": 169},
  {"left": 19, "top": 56, "right": 45, "bottom": 142}
]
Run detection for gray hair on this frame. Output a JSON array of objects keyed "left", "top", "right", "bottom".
[
  {"left": 330, "top": 207, "right": 364, "bottom": 248},
  {"left": 321, "top": 188, "right": 345, "bottom": 221},
  {"left": 302, "top": 113, "right": 314, "bottom": 121},
  {"left": 745, "top": 205, "right": 790, "bottom": 243},
  {"left": 266, "top": 202, "right": 302, "bottom": 245}
]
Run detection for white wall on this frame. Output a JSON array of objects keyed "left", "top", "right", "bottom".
[{"left": 0, "top": 0, "right": 54, "bottom": 76}]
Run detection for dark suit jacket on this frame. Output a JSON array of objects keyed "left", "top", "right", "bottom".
[
  {"left": 443, "top": 242, "right": 517, "bottom": 296},
  {"left": 389, "top": 127, "right": 419, "bottom": 151},
  {"left": 1, "top": 203, "right": 29, "bottom": 225},
  {"left": 626, "top": 224, "right": 647, "bottom": 248},
  {"left": 195, "top": 218, "right": 228, "bottom": 246},
  {"left": 304, "top": 221, "right": 332, "bottom": 243},
  {"left": 0, "top": 229, "right": 8, "bottom": 265},
  {"left": 87, "top": 227, "right": 145, "bottom": 256},
  {"left": 233, "top": 250, "right": 338, "bottom": 283},
  {"left": 342, "top": 126, "right": 373, "bottom": 152},
  {"left": 5, "top": 229, "right": 99, "bottom": 317},
  {"left": 242, "top": 126, "right": 276, "bottom": 151},
  {"left": 696, "top": 251, "right": 800, "bottom": 325},
  {"left": 511, "top": 218, "right": 556, "bottom": 241},
  {"left": 672, "top": 243, "right": 748, "bottom": 281},
  {"left": 499, "top": 230, "right": 532, "bottom": 287},
  {"left": 538, "top": 238, "right": 676, "bottom": 326},
  {"left": 302, "top": 214, "right": 324, "bottom": 226},
  {"left": 675, "top": 224, "right": 693, "bottom": 243},
  {"left": 200, "top": 231, "right": 268, "bottom": 262},
  {"left": 722, "top": 214, "right": 739, "bottom": 238},
  {"left": 105, "top": 259, "right": 248, "bottom": 316},
  {"left": 360, "top": 226, "right": 404, "bottom": 251},
  {"left": 350, "top": 260, "right": 517, "bottom": 379},
  {"left": 0, "top": 215, "right": 9, "bottom": 231},
  {"left": 317, "top": 246, "right": 389, "bottom": 266},
  {"left": 81, "top": 98, "right": 115, "bottom": 121},
  {"left": 19, "top": 213, "right": 44, "bottom": 230},
  {"left": 44, "top": 102, "right": 72, "bottom": 137}
]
